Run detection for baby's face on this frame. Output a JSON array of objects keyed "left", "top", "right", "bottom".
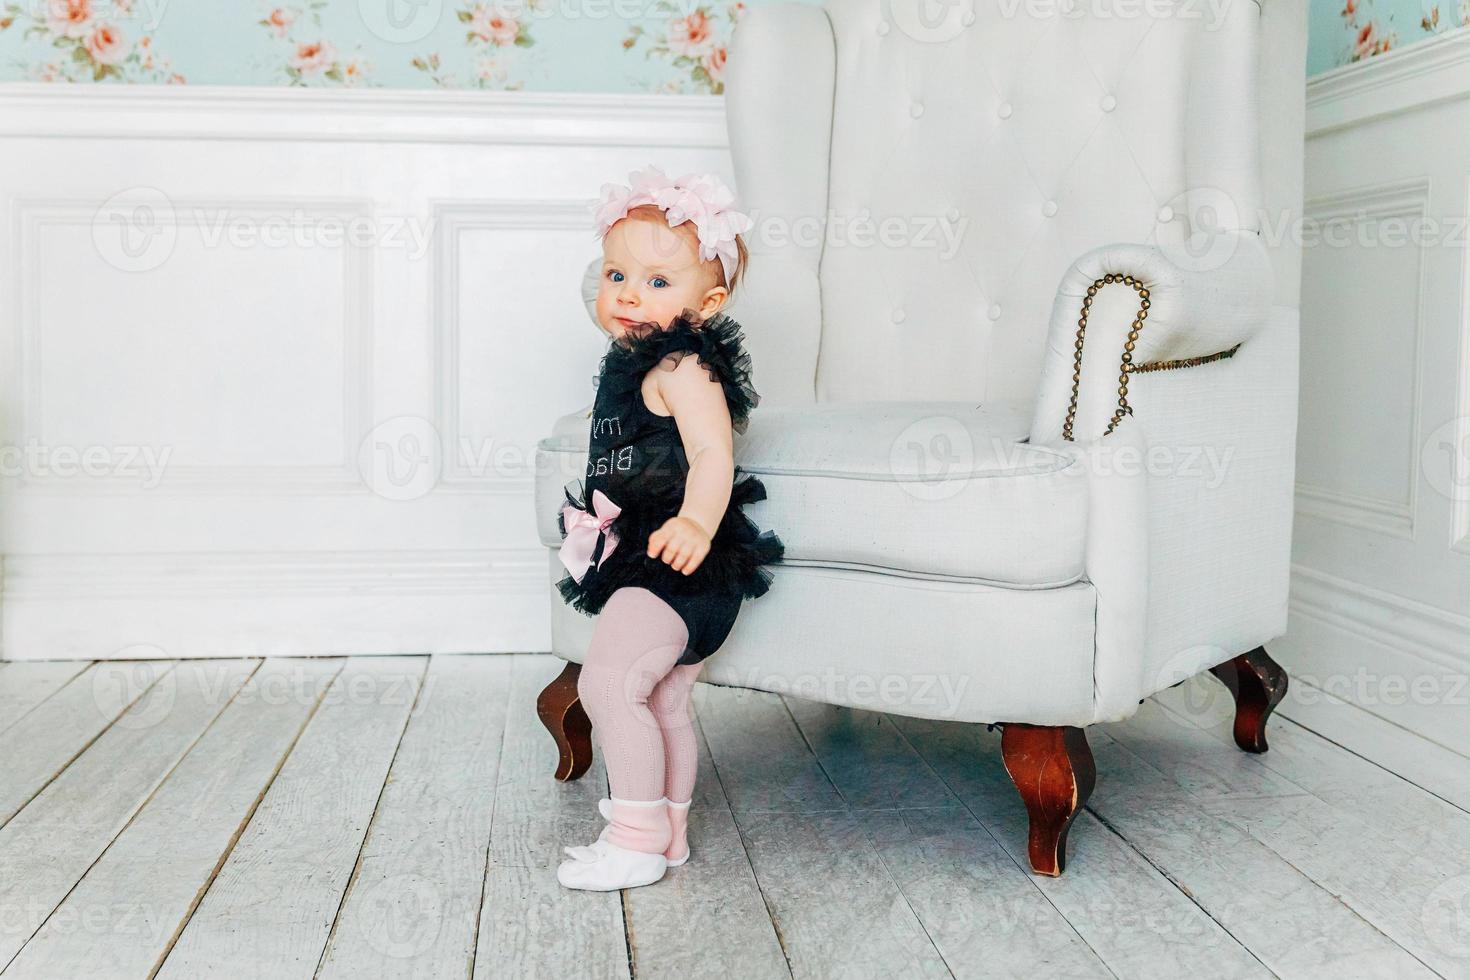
[{"left": 596, "top": 213, "right": 724, "bottom": 341}]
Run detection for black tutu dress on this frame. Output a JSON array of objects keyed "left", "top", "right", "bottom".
[{"left": 555, "top": 307, "right": 785, "bottom": 666}]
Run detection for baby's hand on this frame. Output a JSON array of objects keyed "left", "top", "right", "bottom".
[{"left": 647, "top": 516, "right": 712, "bottom": 575}]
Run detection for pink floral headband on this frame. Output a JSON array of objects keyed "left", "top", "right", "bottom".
[{"left": 591, "top": 165, "right": 754, "bottom": 287}]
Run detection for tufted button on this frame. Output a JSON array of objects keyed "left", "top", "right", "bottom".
[
  {"left": 961, "top": 9, "right": 975, "bottom": 24},
  {"left": 988, "top": 303, "right": 1002, "bottom": 321},
  {"left": 1042, "top": 200, "right": 1058, "bottom": 217},
  {"left": 1157, "top": 205, "right": 1175, "bottom": 223},
  {"left": 876, "top": 19, "right": 889, "bottom": 34},
  {"left": 1100, "top": 94, "right": 1117, "bottom": 112},
  {"left": 910, "top": 101, "right": 924, "bottom": 118},
  {"left": 997, "top": 101, "right": 1012, "bottom": 119},
  {"left": 891, "top": 307, "right": 906, "bottom": 324},
  {"left": 946, "top": 207, "right": 960, "bottom": 222}
]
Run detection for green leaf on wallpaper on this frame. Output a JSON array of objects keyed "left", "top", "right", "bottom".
[
  {"left": 516, "top": 36, "right": 533, "bottom": 47},
  {"left": 457, "top": 10, "right": 472, "bottom": 21}
]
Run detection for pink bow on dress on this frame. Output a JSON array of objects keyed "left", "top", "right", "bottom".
[{"left": 559, "top": 489, "right": 622, "bottom": 583}]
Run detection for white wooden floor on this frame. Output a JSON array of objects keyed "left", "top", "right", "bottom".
[{"left": 0, "top": 653, "right": 1467, "bottom": 980}]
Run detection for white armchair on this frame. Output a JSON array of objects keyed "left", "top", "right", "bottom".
[{"left": 535, "top": 0, "right": 1307, "bottom": 875}]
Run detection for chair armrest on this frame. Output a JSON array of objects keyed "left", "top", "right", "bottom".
[
  {"left": 1078, "top": 305, "right": 1299, "bottom": 722},
  {"left": 1029, "top": 230, "right": 1273, "bottom": 445}
]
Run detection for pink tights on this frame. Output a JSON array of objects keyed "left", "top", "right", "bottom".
[{"left": 576, "top": 587, "right": 702, "bottom": 850}]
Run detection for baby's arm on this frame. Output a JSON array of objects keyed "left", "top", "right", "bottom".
[{"left": 645, "top": 353, "right": 734, "bottom": 574}]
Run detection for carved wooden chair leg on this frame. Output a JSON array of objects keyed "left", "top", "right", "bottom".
[
  {"left": 1000, "top": 724, "right": 1097, "bottom": 877},
  {"left": 1208, "top": 646, "right": 1289, "bottom": 753},
  {"left": 537, "top": 660, "right": 593, "bottom": 781}
]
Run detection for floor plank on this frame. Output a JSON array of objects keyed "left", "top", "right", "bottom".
[
  {"left": 0, "top": 652, "right": 1456, "bottom": 980},
  {"left": 0, "top": 661, "right": 92, "bottom": 735},
  {"left": 1143, "top": 683, "right": 1470, "bottom": 977},
  {"left": 894, "top": 713, "right": 1271, "bottom": 980},
  {"left": 698, "top": 684, "right": 952, "bottom": 979},
  {"left": 154, "top": 657, "right": 427, "bottom": 980},
  {"left": 474, "top": 654, "right": 631, "bottom": 980},
  {"left": 1276, "top": 676, "right": 1470, "bottom": 816},
  {"left": 781, "top": 697, "right": 1111, "bottom": 980},
  {"left": 1094, "top": 704, "right": 1440, "bottom": 979},
  {"left": 2, "top": 659, "right": 341, "bottom": 979},
  {"left": 0, "top": 661, "right": 178, "bottom": 827},
  {"left": 317, "top": 655, "right": 512, "bottom": 980},
  {"left": 0, "top": 660, "right": 257, "bottom": 968},
  {"left": 619, "top": 686, "right": 792, "bottom": 980}
]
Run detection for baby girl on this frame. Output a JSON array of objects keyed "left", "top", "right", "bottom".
[{"left": 553, "top": 165, "right": 784, "bottom": 891}]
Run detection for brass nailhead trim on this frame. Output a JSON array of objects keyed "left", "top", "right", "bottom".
[
  {"left": 1062, "top": 273, "right": 1149, "bottom": 442},
  {"left": 1130, "top": 343, "right": 1241, "bottom": 374},
  {"left": 1062, "top": 277, "right": 1242, "bottom": 441}
]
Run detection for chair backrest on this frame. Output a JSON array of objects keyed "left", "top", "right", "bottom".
[{"left": 725, "top": 0, "right": 1305, "bottom": 407}]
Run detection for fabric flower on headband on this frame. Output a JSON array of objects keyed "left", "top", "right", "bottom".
[{"left": 591, "top": 165, "right": 754, "bottom": 287}]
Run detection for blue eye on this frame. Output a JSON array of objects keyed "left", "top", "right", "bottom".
[
  {"left": 608, "top": 270, "right": 624, "bottom": 283},
  {"left": 650, "top": 277, "right": 669, "bottom": 289}
]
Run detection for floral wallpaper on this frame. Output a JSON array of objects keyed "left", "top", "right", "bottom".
[
  {"left": 1309, "top": 0, "right": 1470, "bottom": 72},
  {"left": 0, "top": 0, "right": 1458, "bottom": 87},
  {"left": 0, "top": 0, "right": 757, "bottom": 90}
]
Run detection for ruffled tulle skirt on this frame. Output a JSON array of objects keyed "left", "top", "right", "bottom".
[{"left": 556, "top": 467, "right": 785, "bottom": 617}]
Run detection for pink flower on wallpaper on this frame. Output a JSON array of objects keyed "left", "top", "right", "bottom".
[
  {"left": 291, "top": 39, "right": 337, "bottom": 75},
  {"left": 413, "top": 0, "right": 539, "bottom": 89},
  {"left": 667, "top": 10, "right": 714, "bottom": 57},
  {"left": 259, "top": 2, "right": 371, "bottom": 86},
  {"left": 264, "top": 8, "right": 296, "bottom": 38},
  {"left": 4, "top": 0, "right": 181, "bottom": 81},
  {"left": 624, "top": 2, "right": 742, "bottom": 95},
  {"left": 45, "top": 0, "right": 93, "bottom": 38},
  {"left": 467, "top": 4, "right": 522, "bottom": 46},
  {"left": 1337, "top": 0, "right": 1397, "bottom": 64},
  {"left": 703, "top": 45, "right": 726, "bottom": 86},
  {"left": 84, "top": 21, "right": 129, "bottom": 64}
]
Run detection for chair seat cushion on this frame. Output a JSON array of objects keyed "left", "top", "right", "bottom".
[{"left": 535, "top": 399, "right": 1087, "bottom": 588}]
